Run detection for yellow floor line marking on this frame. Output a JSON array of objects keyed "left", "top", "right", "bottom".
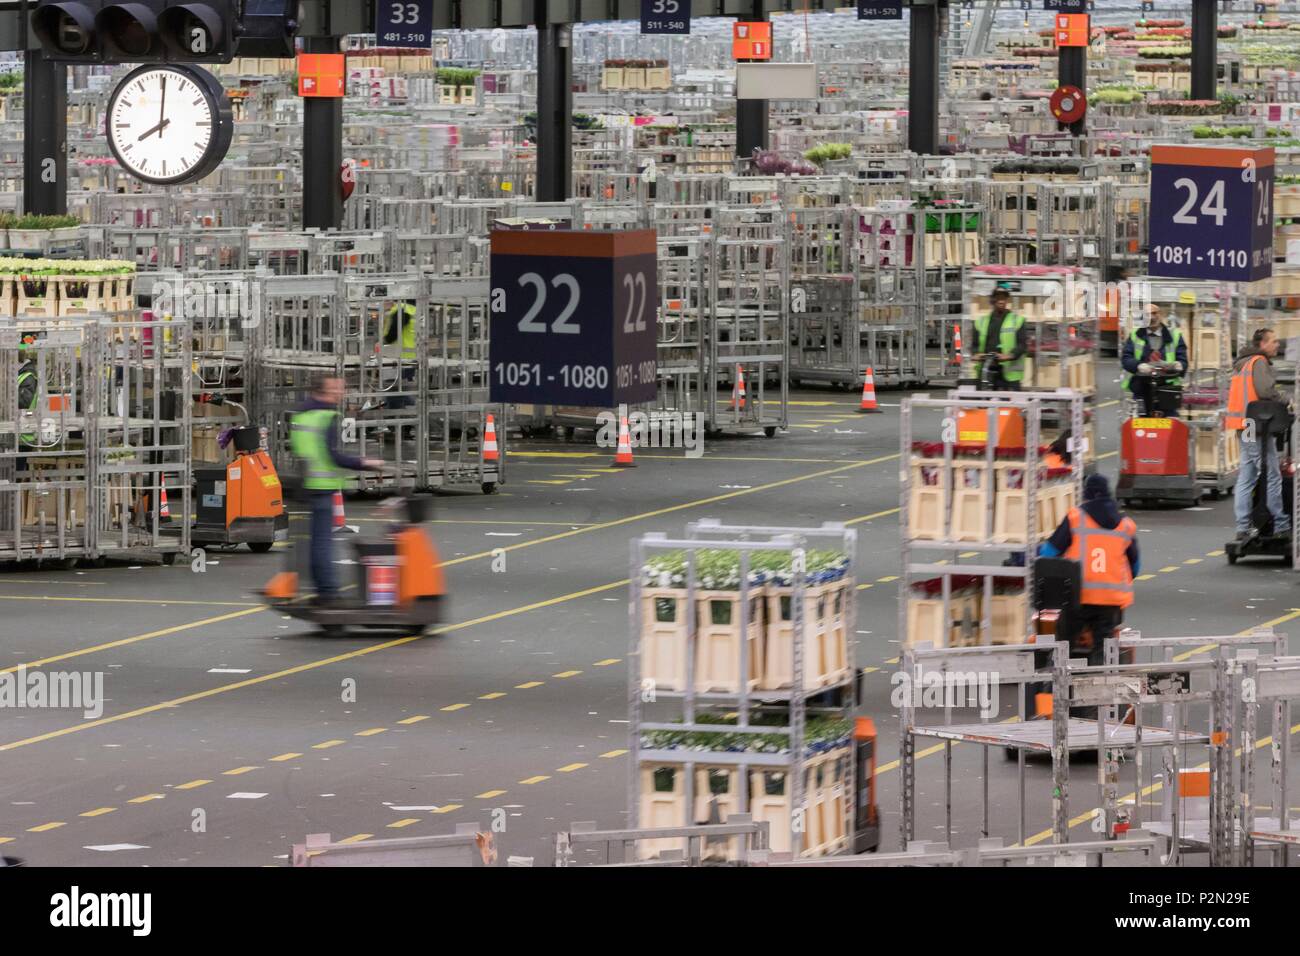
[
  {"left": 1136, "top": 574, "right": 1155, "bottom": 581},
  {"left": 312, "top": 740, "right": 345, "bottom": 750},
  {"left": 515, "top": 681, "right": 544, "bottom": 689},
  {"left": 885, "top": 656, "right": 899, "bottom": 664},
  {"left": 388, "top": 818, "right": 420, "bottom": 829},
  {"left": 397, "top": 715, "right": 430, "bottom": 725},
  {"left": 337, "top": 833, "right": 372, "bottom": 844},
  {"left": 432, "top": 804, "right": 462, "bottom": 814},
  {"left": 442, "top": 455, "right": 898, "bottom": 571},
  {"left": 509, "top": 451, "right": 598, "bottom": 459},
  {"left": 128, "top": 794, "right": 164, "bottom": 804},
  {"left": 526, "top": 480, "right": 574, "bottom": 486},
  {"left": 1184, "top": 558, "right": 1202, "bottom": 565},
  {"left": 0, "top": 595, "right": 259, "bottom": 608},
  {"left": 846, "top": 507, "right": 900, "bottom": 526},
  {"left": 862, "top": 667, "right": 880, "bottom": 674},
  {"left": 478, "top": 692, "right": 507, "bottom": 700},
  {"left": 600, "top": 749, "right": 628, "bottom": 758},
  {"left": 440, "top": 704, "right": 470, "bottom": 712},
  {"left": 0, "top": 579, "right": 633, "bottom": 753},
  {"left": 1097, "top": 451, "right": 1118, "bottom": 460},
  {"left": 1172, "top": 608, "right": 1300, "bottom": 663},
  {"left": 856, "top": 583, "right": 873, "bottom": 591},
  {"left": 223, "top": 766, "right": 259, "bottom": 776},
  {"left": 581, "top": 468, "right": 624, "bottom": 474},
  {"left": 553, "top": 670, "right": 581, "bottom": 678},
  {"left": 519, "top": 775, "right": 550, "bottom": 785},
  {"left": 355, "top": 728, "right": 387, "bottom": 737},
  {"left": 80, "top": 807, "right": 116, "bottom": 817},
  {"left": 28, "top": 822, "right": 65, "bottom": 833},
  {"left": 1, "top": 606, "right": 265, "bottom": 675},
  {"left": 960, "top": 551, "right": 979, "bottom": 558},
  {"left": 269, "top": 752, "right": 301, "bottom": 762},
  {"left": 878, "top": 575, "right": 899, "bottom": 583},
  {"left": 594, "top": 659, "right": 620, "bottom": 666},
  {"left": 790, "top": 424, "right": 826, "bottom": 430},
  {"left": 0, "top": 837, "right": 13, "bottom": 844},
  {"left": 1159, "top": 566, "right": 1179, "bottom": 573},
  {"left": 174, "top": 779, "right": 211, "bottom": 790},
  {"left": 553, "top": 474, "right": 595, "bottom": 479},
  {"left": 1097, "top": 400, "right": 1120, "bottom": 409},
  {"left": 556, "top": 763, "right": 588, "bottom": 772},
  {"left": 1207, "top": 549, "right": 1225, "bottom": 557},
  {"left": 476, "top": 789, "right": 507, "bottom": 799}
]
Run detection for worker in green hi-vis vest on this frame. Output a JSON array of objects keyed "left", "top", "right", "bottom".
[
  {"left": 973, "top": 286, "right": 1030, "bottom": 392},
  {"left": 288, "top": 375, "right": 384, "bottom": 605}
]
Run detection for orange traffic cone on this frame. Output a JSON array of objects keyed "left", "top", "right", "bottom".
[
  {"left": 951, "top": 323, "right": 963, "bottom": 366},
  {"left": 728, "top": 367, "right": 747, "bottom": 411},
  {"left": 859, "top": 367, "right": 880, "bottom": 413},
  {"left": 159, "top": 483, "right": 171, "bottom": 521},
  {"left": 331, "top": 490, "right": 358, "bottom": 535},
  {"left": 482, "top": 414, "right": 500, "bottom": 464},
  {"left": 613, "top": 415, "right": 636, "bottom": 467}
]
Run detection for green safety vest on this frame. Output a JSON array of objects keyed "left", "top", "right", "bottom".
[
  {"left": 384, "top": 304, "right": 418, "bottom": 361},
  {"left": 1122, "top": 327, "right": 1183, "bottom": 390},
  {"left": 289, "top": 408, "right": 345, "bottom": 491},
  {"left": 973, "top": 311, "right": 1027, "bottom": 382}
]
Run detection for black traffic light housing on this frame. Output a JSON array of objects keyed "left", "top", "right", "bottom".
[{"left": 30, "top": 0, "right": 298, "bottom": 64}]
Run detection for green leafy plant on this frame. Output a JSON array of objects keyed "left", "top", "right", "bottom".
[
  {"left": 804, "top": 142, "right": 852, "bottom": 167},
  {"left": 12, "top": 214, "right": 80, "bottom": 230}
]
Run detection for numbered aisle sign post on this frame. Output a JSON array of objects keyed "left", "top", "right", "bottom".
[
  {"left": 376, "top": 0, "right": 433, "bottom": 49},
  {"left": 642, "top": 0, "right": 691, "bottom": 35},
  {"left": 490, "top": 230, "right": 658, "bottom": 408},
  {"left": 1148, "top": 145, "right": 1274, "bottom": 282},
  {"left": 857, "top": 0, "right": 902, "bottom": 18}
]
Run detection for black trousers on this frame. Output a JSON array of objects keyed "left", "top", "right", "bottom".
[{"left": 1026, "top": 605, "right": 1125, "bottom": 719}]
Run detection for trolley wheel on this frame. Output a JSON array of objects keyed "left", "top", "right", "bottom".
[
  {"left": 481, "top": 482, "right": 497, "bottom": 495},
  {"left": 764, "top": 426, "right": 778, "bottom": 438},
  {"left": 88, "top": 555, "right": 107, "bottom": 569},
  {"left": 160, "top": 552, "right": 178, "bottom": 566},
  {"left": 320, "top": 625, "right": 347, "bottom": 639},
  {"left": 248, "top": 541, "right": 275, "bottom": 554},
  {"left": 564, "top": 427, "right": 576, "bottom": 441},
  {"left": 1226, "top": 549, "right": 1238, "bottom": 565},
  {"left": 1192, "top": 495, "right": 1203, "bottom": 507}
]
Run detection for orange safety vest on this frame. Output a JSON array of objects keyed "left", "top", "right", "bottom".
[
  {"left": 1226, "top": 354, "right": 1263, "bottom": 431},
  {"left": 1063, "top": 508, "right": 1137, "bottom": 609}
]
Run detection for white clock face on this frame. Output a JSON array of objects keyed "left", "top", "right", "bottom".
[{"left": 108, "top": 67, "right": 219, "bottom": 184}]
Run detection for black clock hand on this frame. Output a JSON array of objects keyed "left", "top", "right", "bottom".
[
  {"left": 158, "top": 75, "right": 167, "bottom": 140},
  {"left": 137, "top": 118, "right": 172, "bottom": 141}
]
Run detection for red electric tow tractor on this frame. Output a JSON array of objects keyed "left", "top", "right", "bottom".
[{"left": 1117, "top": 371, "right": 1202, "bottom": 508}]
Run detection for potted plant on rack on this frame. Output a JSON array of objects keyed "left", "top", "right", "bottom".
[{"left": 8, "top": 214, "right": 82, "bottom": 252}]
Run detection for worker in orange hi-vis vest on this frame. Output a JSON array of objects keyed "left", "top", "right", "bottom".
[
  {"left": 1038, "top": 474, "right": 1141, "bottom": 669},
  {"left": 1228, "top": 327, "right": 1292, "bottom": 544}
]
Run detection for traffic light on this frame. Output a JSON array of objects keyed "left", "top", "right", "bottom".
[{"left": 30, "top": 1, "right": 297, "bottom": 64}]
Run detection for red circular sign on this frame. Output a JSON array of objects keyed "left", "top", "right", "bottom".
[{"left": 1050, "top": 85, "right": 1087, "bottom": 124}]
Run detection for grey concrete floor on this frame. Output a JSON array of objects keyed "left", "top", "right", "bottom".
[{"left": 1, "top": 360, "right": 1296, "bottom": 866}]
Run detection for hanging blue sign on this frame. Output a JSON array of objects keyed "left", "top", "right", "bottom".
[
  {"left": 642, "top": 0, "right": 691, "bottom": 35},
  {"left": 375, "top": 0, "right": 433, "bottom": 49},
  {"left": 1148, "top": 145, "right": 1275, "bottom": 283},
  {"left": 858, "top": 1, "right": 903, "bottom": 18}
]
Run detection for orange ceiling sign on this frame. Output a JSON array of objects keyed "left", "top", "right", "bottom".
[
  {"left": 733, "top": 21, "right": 772, "bottom": 61},
  {"left": 1054, "top": 14, "right": 1089, "bottom": 48},
  {"left": 298, "top": 53, "right": 345, "bottom": 98}
]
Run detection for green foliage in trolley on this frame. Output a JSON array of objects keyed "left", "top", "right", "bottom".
[
  {"left": 1191, "top": 125, "right": 1256, "bottom": 139},
  {"left": 8, "top": 214, "right": 81, "bottom": 231},
  {"left": 804, "top": 143, "right": 852, "bottom": 167},
  {"left": 435, "top": 67, "right": 480, "bottom": 88},
  {"left": 641, "top": 549, "right": 849, "bottom": 589},
  {"left": 641, "top": 713, "right": 854, "bottom": 755},
  {"left": 1090, "top": 85, "right": 1145, "bottom": 105}
]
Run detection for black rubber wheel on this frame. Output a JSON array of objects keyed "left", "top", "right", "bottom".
[
  {"left": 765, "top": 426, "right": 778, "bottom": 438},
  {"left": 1226, "top": 550, "right": 1238, "bottom": 565},
  {"left": 320, "top": 625, "right": 347, "bottom": 639},
  {"left": 160, "top": 552, "right": 177, "bottom": 566},
  {"left": 248, "top": 541, "right": 275, "bottom": 554},
  {"left": 482, "top": 482, "right": 497, "bottom": 495}
]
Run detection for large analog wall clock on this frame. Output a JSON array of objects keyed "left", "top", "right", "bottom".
[{"left": 106, "top": 64, "right": 234, "bottom": 186}]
